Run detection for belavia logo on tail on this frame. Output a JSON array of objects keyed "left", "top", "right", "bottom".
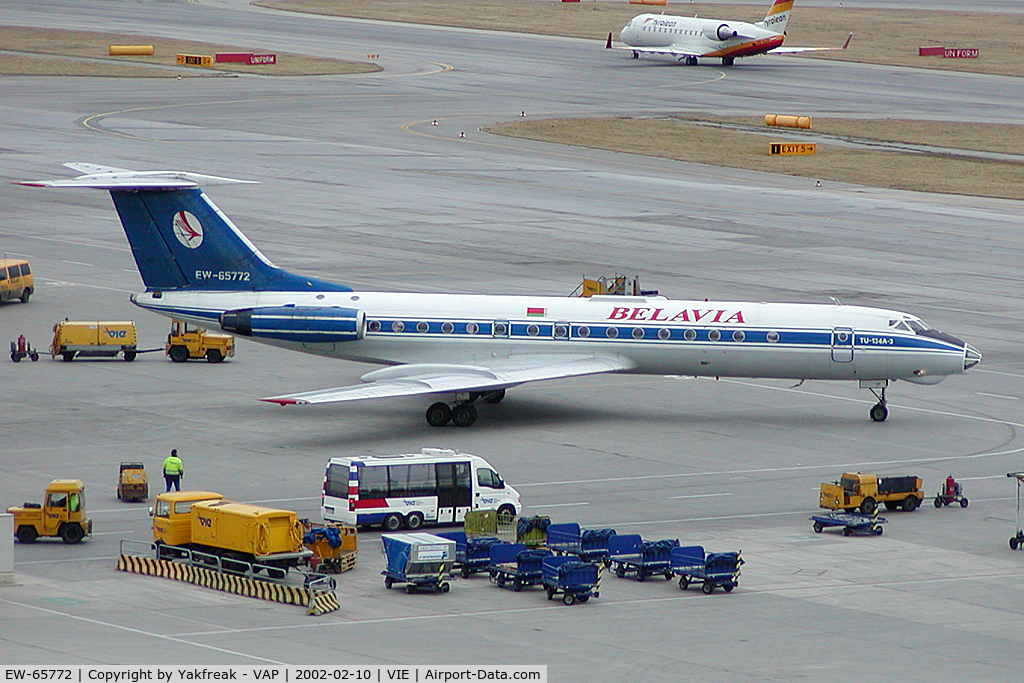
[{"left": 172, "top": 210, "right": 203, "bottom": 249}]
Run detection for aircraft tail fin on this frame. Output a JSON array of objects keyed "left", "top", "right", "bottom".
[
  {"left": 758, "top": 0, "right": 793, "bottom": 34},
  {"left": 20, "top": 164, "right": 351, "bottom": 293}
]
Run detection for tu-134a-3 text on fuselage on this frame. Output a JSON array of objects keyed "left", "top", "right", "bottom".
[
  {"left": 21, "top": 164, "right": 979, "bottom": 428},
  {"left": 608, "top": 0, "right": 852, "bottom": 66}
]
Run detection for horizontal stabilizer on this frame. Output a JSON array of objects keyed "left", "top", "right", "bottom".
[{"left": 18, "top": 162, "right": 258, "bottom": 190}]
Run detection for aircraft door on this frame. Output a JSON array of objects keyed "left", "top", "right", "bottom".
[
  {"left": 436, "top": 462, "right": 472, "bottom": 523},
  {"left": 831, "top": 327, "right": 854, "bottom": 362}
]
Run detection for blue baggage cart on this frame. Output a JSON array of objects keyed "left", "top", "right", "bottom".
[
  {"left": 542, "top": 555, "right": 600, "bottom": 606},
  {"left": 670, "top": 546, "right": 744, "bottom": 594},
  {"left": 546, "top": 523, "right": 617, "bottom": 565},
  {"left": 488, "top": 543, "right": 552, "bottom": 591},
  {"left": 381, "top": 533, "right": 455, "bottom": 594},
  {"left": 608, "top": 534, "right": 678, "bottom": 581},
  {"left": 436, "top": 531, "right": 507, "bottom": 578},
  {"left": 810, "top": 511, "right": 886, "bottom": 536}
]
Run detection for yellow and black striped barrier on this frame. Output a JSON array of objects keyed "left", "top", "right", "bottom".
[{"left": 117, "top": 554, "right": 339, "bottom": 615}]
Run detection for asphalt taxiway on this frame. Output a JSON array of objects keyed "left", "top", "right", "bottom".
[{"left": 2, "top": 1, "right": 1024, "bottom": 679}]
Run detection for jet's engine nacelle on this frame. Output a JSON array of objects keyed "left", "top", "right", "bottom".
[
  {"left": 709, "top": 23, "right": 738, "bottom": 41},
  {"left": 220, "top": 306, "right": 365, "bottom": 343}
]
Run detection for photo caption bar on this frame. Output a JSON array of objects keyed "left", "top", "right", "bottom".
[{"left": 2, "top": 667, "right": 547, "bottom": 683}]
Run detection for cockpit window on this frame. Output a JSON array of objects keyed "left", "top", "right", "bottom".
[
  {"left": 905, "top": 319, "right": 931, "bottom": 334},
  {"left": 890, "top": 320, "right": 911, "bottom": 332}
]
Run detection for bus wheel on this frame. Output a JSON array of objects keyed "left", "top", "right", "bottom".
[
  {"left": 404, "top": 512, "right": 424, "bottom": 530},
  {"left": 383, "top": 513, "right": 403, "bottom": 532}
]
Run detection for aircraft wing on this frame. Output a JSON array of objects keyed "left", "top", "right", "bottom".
[
  {"left": 769, "top": 33, "right": 854, "bottom": 54},
  {"left": 261, "top": 353, "right": 637, "bottom": 405},
  {"left": 605, "top": 35, "right": 701, "bottom": 58}
]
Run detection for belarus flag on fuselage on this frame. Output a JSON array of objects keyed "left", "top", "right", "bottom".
[{"left": 526, "top": 307, "right": 546, "bottom": 317}]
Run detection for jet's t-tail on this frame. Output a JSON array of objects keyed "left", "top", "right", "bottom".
[{"left": 20, "top": 164, "right": 351, "bottom": 294}]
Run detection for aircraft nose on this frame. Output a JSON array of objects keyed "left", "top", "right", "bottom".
[{"left": 964, "top": 344, "right": 982, "bottom": 370}]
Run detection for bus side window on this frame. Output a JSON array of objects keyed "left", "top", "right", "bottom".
[{"left": 359, "top": 466, "right": 389, "bottom": 498}]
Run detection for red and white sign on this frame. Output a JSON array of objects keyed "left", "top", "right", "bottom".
[{"left": 249, "top": 54, "right": 277, "bottom": 65}]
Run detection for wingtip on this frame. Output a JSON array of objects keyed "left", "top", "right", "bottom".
[
  {"left": 843, "top": 33, "right": 853, "bottom": 50},
  {"left": 261, "top": 397, "right": 303, "bottom": 406}
]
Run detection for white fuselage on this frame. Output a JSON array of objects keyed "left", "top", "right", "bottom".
[
  {"left": 620, "top": 14, "right": 785, "bottom": 59},
  {"left": 131, "top": 290, "right": 974, "bottom": 385}
]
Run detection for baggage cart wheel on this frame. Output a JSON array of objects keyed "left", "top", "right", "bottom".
[
  {"left": 813, "top": 522, "right": 823, "bottom": 533},
  {"left": 723, "top": 584, "right": 735, "bottom": 593},
  {"left": 842, "top": 527, "right": 852, "bottom": 537},
  {"left": 496, "top": 575, "right": 505, "bottom": 587},
  {"left": 1010, "top": 536, "right": 1020, "bottom": 550},
  {"left": 874, "top": 526, "right": 884, "bottom": 535},
  {"left": 461, "top": 567, "right": 471, "bottom": 579},
  {"left": 664, "top": 571, "right": 673, "bottom": 580},
  {"left": 702, "top": 581, "right": 714, "bottom": 595},
  {"left": 563, "top": 593, "right": 575, "bottom": 606},
  {"left": 405, "top": 584, "right": 415, "bottom": 594},
  {"left": 512, "top": 579, "right": 522, "bottom": 592},
  {"left": 934, "top": 497, "right": 943, "bottom": 508},
  {"left": 545, "top": 587, "right": 554, "bottom": 600},
  {"left": 960, "top": 497, "right": 969, "bottom": 508},
  {"left": 679, "top": 576, "right": 690, "bottom": 590},
  {"left": 384, "top": 577, "right": 394, "bottom": 589},
  {"left": 439, "top": 582, "right": 450, "bottom": 593},
  {"left": 615, "top": 566, "right": 625, "bottom": 578},
  {"left": 577, "top": 595, "right": 589, "bottom": 603},
  {"left": 30, "top": 351, "right": 39, "bottom": 362},
  {"left": 637, "top": 572, "right": 645, "bottom": 582}
]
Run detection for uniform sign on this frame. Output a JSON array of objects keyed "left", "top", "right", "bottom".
[
  {"left": 944, "top": 48, "right": 979, "bottom": 59},
  {"left": 770, "top": 142, "right": 816, "bottom": 156}
]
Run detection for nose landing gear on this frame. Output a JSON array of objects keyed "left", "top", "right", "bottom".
[{"left": 865, "top": 381, "right": 889, "bottom": 422}]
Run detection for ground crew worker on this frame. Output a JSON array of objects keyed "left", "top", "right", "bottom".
[{"left": 163, "top": 449, "right": 184, "bottom": 492}]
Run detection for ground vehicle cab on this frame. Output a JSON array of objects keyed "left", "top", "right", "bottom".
[
  {"left": 166, "top": 319, "right": 235, "bottom": 363},
  {"left": 0, "top": 258, "right": 33, "bottom": 304},
  {"left": 8, "top": 479, "right": 92, "bottom": 544}
]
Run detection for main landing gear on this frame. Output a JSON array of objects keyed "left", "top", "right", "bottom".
[{"left": 425, "top": 389, "right": 505, "bottom": 428}]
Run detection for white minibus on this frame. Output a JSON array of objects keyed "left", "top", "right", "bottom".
[{"left": 322, "top": 448, "right": 521, "bottom": 531}]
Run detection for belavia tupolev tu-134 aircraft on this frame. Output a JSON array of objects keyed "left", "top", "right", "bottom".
[
  {"left": 22, "top": 163, "right": 980, "bottom": 427},
  {"left": 607, "top": 0, "right": 852, "bottom": 66}
]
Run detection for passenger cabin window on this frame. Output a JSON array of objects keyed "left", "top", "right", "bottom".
[
  {"left": 8, "top": 267, "right": 18, "bottom": 279},
  {"left": 477, "top": 468, "right": 502, "bottom": 489},
  {"left": 20, "top": 264, "right": 31, "bottom": 276}
]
